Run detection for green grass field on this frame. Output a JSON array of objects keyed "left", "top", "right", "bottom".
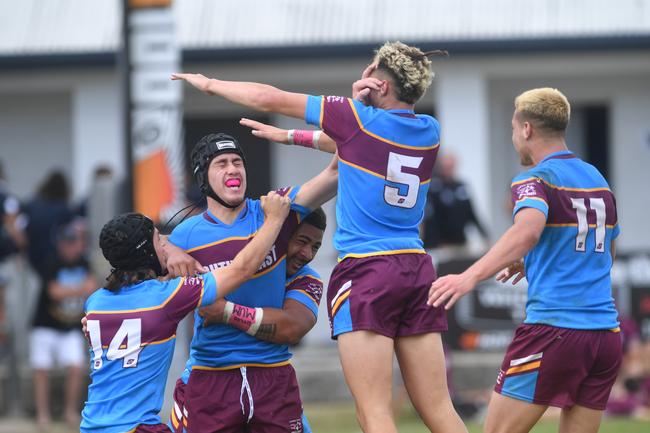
[{"left": 305, "top": 402, "right": 650, "bottom": 433}]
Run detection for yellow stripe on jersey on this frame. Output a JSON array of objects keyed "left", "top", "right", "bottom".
[
  {"left": 511, "top": 177, "right": 539, "bottom": 187},
  {"left": 515, "top": 197, "right": 548, "bottom": 206},
  {"left": 186, "top": 233, "right": 257, "bottom": 253},
  {"left": 86, "top": 278, "right": 185, "bottom": 315},
  {"left": 339, "top": 157, "right": 384, "bottom": 179},
  {"left": 286, "top": 274, "right": 324, "bottom": 286},
  {"left": 288, "top": 289, "right": 319, "bottom": 304},
  {"left": 340, "top": 249, "right": 426, "bottom": 261},
  {"left": 319, "top": 97, "right": 325, "bottom": 129},
  {"left": 347, "top": 99, "right": 439, "bottom": 151},
  {"left": 511, "top": 176, "right": 612, "bottom": 193},
  {"left": 192, "top": 360, "right": 291, "bottom": 371},
  {"left": 506, "top": 360, "right": 541, "bottom": 376},
  {"left": 546, "top": 223, "right": 617, "bottom": 229}
]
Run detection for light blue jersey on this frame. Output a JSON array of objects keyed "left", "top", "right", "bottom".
[
  {"left": 169, "top": 187, "right": 311, "bottom": 378},
  {"left": 81, "top": 275, "right": 217, "bottom": 433},
  {"left": 510, "top": 151, "right": 620, "bottom": 330},
  {"left": 305, "top": 95, "right": 440, "bottom": 260}
]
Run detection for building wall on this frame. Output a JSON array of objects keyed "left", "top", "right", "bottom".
[
  {"left": 0, "top": 92, "right": 73, "bottom": 199},
  {"left": 0, "top": 69, "right": 123, "bottom": 203}
]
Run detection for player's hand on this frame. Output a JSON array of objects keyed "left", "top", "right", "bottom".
[
  {"left": 353, "top": 63, "right": 381, "bottom": 105},
  {"left": 352, "top": 77, "right": 383, "bottom": 105},
  {"left": 164, "top": 242, "right": 207, "bottom": 277},
  {"left": 427, "top": 272, "right": 478, "bottom": 310},
  {"left": 81, "top": 316, "right": 89, "bottom": 343},
  {"left": 239, "top": 118, "right": 290, "bottom": 144},
  {"left": 198, "top": 298, "right": 228, "bottom": 326},
  {"left": 496, "top": 261, "right": 526, "bottom": 285},
  {"left": 171, "top": 73, "right": 213, "bottom": 94},
  {"left": 261, "top": 191, "right": 291, "bottom": 222}
]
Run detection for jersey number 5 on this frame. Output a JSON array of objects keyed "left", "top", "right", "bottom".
[
  {"left": 87, "top": 318, "right": 143, "bottom": 370},
  {"left": 570, "top": 197, "right": 606, "bottom": 253},
  {"left": 384, "top": 152, "right": 423, "bottom": 209}
]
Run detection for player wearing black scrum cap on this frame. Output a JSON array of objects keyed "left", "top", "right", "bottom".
[{"left": 80, "top": 192, "right": 290, "bottom": 433}]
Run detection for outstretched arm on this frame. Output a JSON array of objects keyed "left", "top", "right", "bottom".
[
  {"left": 199, "top": 298, "right": 316, "bottom": 345},
  {"left": 427, "top": 208, "right": 546, "bottom": 310},
  {"left": 239, "top": 118, "right": 336, "bottom": 154},
  {"left": 172, "top": 73, "right": 307, "bottom": 119}
]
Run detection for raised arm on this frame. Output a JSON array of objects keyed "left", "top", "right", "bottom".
[
  {"left": 211, "top": 192, "right": 290, "bottom": 297},
  {"left": 239, "top": 118, "right": 336, "bottom": 154},
  {"left": 293, "top": 152, "right": 339, "bottom": 210},
  {"left": 171, "top": 73, "right": 307, "bottom": 119},
  {"left": 427, "top": 207, "right": 546, "bottom": 310}
]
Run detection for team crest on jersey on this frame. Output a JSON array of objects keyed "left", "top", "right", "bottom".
[
  {"left": 516, "top": 182, "right": 539, "bottom": 199},
  {"left": 305, "top": 281, "right": 323, "bottom": 302},
  {"left": 326, "top": 95, "right": 346, "bottom": 104},
  {"left": 185, "top": 276, "right": 203, "bottom": 286},
  {"left": 289, "top": 418, "right": 303, "bottom": 433}
]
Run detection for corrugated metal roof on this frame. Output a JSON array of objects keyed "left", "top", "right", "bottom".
[{"left": 1, "top": 0, "right": 649, "bottom": 56}]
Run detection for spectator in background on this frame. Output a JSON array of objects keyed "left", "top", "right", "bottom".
[
  {"left": 24, "top": 170, "right": 75, "bottom": 277},
  {"left": 30, "top": 220, "right": 96, "bottom": 428},
  {"left": 422, "top": 154, "right": 489, "bottom": 259}
]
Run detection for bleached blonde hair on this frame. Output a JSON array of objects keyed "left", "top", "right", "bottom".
[
  {"left": 373, "top": 41, "right": 437, "bottom": 104},
  {"left": 514, "top": 88, "right": 571, "bottom": 134}
]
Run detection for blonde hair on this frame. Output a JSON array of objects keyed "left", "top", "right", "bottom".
[
  {"left": 373, "top": 41, "right": 436, "bottom": 104},
  {"left": 514, "top": 88, "right": 571, "bottom": 134}
]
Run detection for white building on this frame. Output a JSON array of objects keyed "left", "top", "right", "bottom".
[{"left": 1, "top": 0, "right": 650, "bottom": 343}]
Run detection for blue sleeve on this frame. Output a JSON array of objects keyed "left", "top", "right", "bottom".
[
  {"left": 612, "top": 224, "right": 621, "bottom": 240},
  {"left": 281, "top": 185, "right": 311, "bottom": 219},
  {"left": 199, "top": 272, "right": 218, "bottom": 307},
  {"left": 305, "top": 95, "right": 323, "bottom": 128},
  {"left": 285, "top": 291, "right": 319, "bottom": 319},
  {"left": 284, "top": 269, "right": 323, "bottom": 319}
]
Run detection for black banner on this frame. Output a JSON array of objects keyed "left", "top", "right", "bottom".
[{"left": 439, "top": 252, "right": 650, "bottom": 351}]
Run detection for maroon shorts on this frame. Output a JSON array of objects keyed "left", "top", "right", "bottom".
[
  {"left": 135, "top": 423, "right": 172, "bottom": 433},
  {"left": 180, "top": 363, "right": 304, "bottom": 433},
  {"left": 327, "top": 253, "right": 447, "bottom": 339},
  {"left": 495, "top": 324, "right": 622, "bottom": 410},
  {"left": 169, "top": 379, "right": 188, "bottom": 433}
]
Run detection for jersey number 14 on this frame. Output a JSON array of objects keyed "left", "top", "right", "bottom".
[{"left": 86, "top": 318, "right": 143, "bottom": 370}]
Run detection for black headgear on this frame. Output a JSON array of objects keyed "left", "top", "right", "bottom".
[
  {"left": 99, "top": 213, "right": 163, "bottom": 276},
  {"left": 191, "top": 133, "right": 247, "bottom": 209}
]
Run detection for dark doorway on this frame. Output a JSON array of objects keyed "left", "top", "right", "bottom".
[
  {"left": 184, "top": 116, "right": 272, "bottom": 200},
  {"left": 584, "top": 106, "right": 609, "bottom": 180}
]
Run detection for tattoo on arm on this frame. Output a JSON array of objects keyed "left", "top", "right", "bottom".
[{"left": 255, "top": 323, "right": 277, "bottom": 340}]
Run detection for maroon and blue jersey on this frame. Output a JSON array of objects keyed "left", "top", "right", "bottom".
[
  {"left": 305, "top": 95, "right": 440, "bottom": 260},
  {"left": 170, "top": 187, "right": 311, "bottom": 378},
  {"left": 511, "top": 150, "right": 620, "bottom": 330},
  {"left": 285, "top": 264, "right": 323, "bottom": 319},
  {"left": 81, "top": 275, "right": 217, "bottom": 433}
]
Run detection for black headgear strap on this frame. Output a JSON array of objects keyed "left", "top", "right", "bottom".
[
  {"left": 99, "top": 213, "right": 163, "bottom": 276},
  {"left": 191, "top": 133, "right": 247, "bottom": 209}
]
